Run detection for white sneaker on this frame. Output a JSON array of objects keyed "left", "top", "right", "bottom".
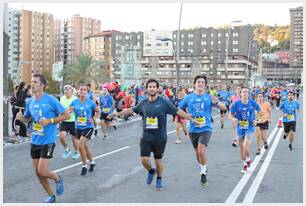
[
  {"left": 241, "top": 165, "right": 248, "bottom": 174},
  {"left": 174, "top": 139, "right": 182, "bottom": 144}
]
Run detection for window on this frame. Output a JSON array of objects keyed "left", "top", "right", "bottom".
[
  {"left": 211, "top": 41, "right": 214, "bottom": 45},
  {"left": 218, "top": 33, "right": 221, "bottom": 37},
  {"left": 201, "top": 33, "right": 206, "bottom": 38},
  {"left": 211, "top": 33, "right": 214, "bottom": 37},
  {"left": 218, "top": 40, "right": 221, "bottom": 44},
  {"left": 201, "top": 41, "right": 206, "bottom": 45}
]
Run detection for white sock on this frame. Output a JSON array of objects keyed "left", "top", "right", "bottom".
[
  {"left": 242, "top": 160, "right": 247, "bottom": 166},
  {"left": 200, "top": 164, "right": 207, "bottom": 174},
  {"left": 90, "top": 160, "right": 95, "bottom": 164},
  {"left": 246, "top": 156, "right": 251, "bottom": 161},
  {"left": 65, "top": 148, "right": 70, "bottom": 152},
  {"left": 82, "top": 165, "right": 87, "bottom": 168}
]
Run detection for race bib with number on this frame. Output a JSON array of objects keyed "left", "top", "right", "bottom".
[
  {"left": 146, "top": 117, "right": 158, "bottom": 129},
  {"left": 239, "top": 120, "right": 249, "bottom": 129},
  {"left": 195, "top": 116, "right": 206, "bottom": 127},
  {"left": 77, "top": 117, "right": 87, "bottom": 126},
  {"left": 32, "top": 122, "right": 44, "bottom": 136},
  {"left": 287, "top": 114, "right": 295, "bottom": 121},
  {"left": 102, "top": 107, "right": 110, "bottom": 113}
]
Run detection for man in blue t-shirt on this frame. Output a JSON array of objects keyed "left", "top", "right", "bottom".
[
  {"left": 217, "top": 85, "right": 231, "bottom": 129},
  {"left": 98, "top": 87, "right": 116, "bottom": 139},
  {"left": 70, "top": 84, "right": 99, "bottom": 176},
  {"left": 108, "top": 78, "right": 201, "bottom": 191},
  {"left": 229, "top": 87, "right": 261, "bottom": 174},
  {"left": 279, "top": 91, "right": 300, "bottom": 151},
  {"left": 16, "top": 74, "right": 70, "bottom": 203},
  {"left": 179, "top": 75, "right": 226, "bottom": 186}
]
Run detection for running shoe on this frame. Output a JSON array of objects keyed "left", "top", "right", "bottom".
[
  {"left": 288, "top": 144, "right": 292, "bottom": 151},
  {"left": 71, "top": 152, "right": 80, "bottom": 160},
  {"left": 56, "top": 176, "right": 64, "bottom": 196},
  {"left": 264, "top": 142, "right": 268, "bottom": 149},
  {"left": 94, "top": 129, "right": 98, "bottom": 136},
  {"left": 232, "top": 140, "right": 238, "bottom": 147},
  {"left": 44, "top": 195, "right": 56, "bottom": 203},
  {"left": 155, "top": 178, "right": 164, "bottom": 191},
  {"left": 201, "top": 173, "right": 207, "bottom": 185},
  {"left": 81, "top": 166, "right": 87, "bottom": 176},
  {"left": 113, "top": 125, "right": 117, "bottom": 130},
  {"left": 174, "top": 139, "right": 182, "bottom": 144},
  {"left": 62, "top": 149, "right": 71, "bottom": 159},
  {"left": 89, "top": 162, "right": 96, "bottom": 172},
  {"left": 146, "top": 168, "right": 156, "bottom": 185},
  {"left": 241, "top": 165, "right": 248, "bottom": 174},
  {"left": 256, "top": 149, "right": 261, "bottom": 155}
]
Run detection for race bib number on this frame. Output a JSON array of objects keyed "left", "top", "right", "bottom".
[
  {"left": 195, "top": 116, "right": 206, "bottom": 127},
  {"left": 102, "top": 107, "right": 110, "bottom": 113},
  {"left": 146, "top": 117, "right": 158, "bottom": 129},
  {"left": 77, "top": 117, "right": 87, "bottom": 126},
  {"left": 33, "top": 122, "right": 44, "bottom": 136},
  {"left": 239, "top": 120, "right": 249, "bottom": 129},
  {"left": 287, "top": 114, "right": 295, "bottom": 121}
]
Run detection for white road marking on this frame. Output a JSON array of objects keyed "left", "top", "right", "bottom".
[
  {"left": 242, "top": 128, "right": 284, "bottom": 203},
  {"left": 225, "top": 126, "right": 279, "bottom": 203},
  {"left": 52, "top": 146, "right": 130, "bottom": 173}
]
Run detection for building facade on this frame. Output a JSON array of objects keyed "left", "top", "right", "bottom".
[
  {"left": 18, "top": 10, "right": 54, "bottom": 85},
  {"left": 54, "top": 14, "right": 101, "bottom": 65},
  {"left": 289, "top": 6, "right": 303, "bottom": 68}
]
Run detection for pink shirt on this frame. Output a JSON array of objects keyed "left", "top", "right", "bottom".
[{"left": 232, "top": 95, "right": 240, "bottom": 103}]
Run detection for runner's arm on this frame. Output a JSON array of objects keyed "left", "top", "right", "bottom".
[{"left": 108, "top": 108, "right": 134, "bottom": 119}]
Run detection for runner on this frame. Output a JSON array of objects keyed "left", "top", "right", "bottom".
[
  {"left": 217, "top": 85, "right": 231, "bottom": 129},
  {"left": 70, "top": 84, "right": 99, "bottom": 175},
  {"left": 178, "top": 75, "right": 227, "bottom": 185},
  {"left": 16, "top": 74, "right": 69, "bottom": 203},
  {"left": 279, "top": 90, "right": 300, "bottom": 151},
  {"left": 229, "top": 87, "right": 261, "bottom": 174},
  {"left": 174, "top": 88, "right": 189, "bottom": 144},
  {"left": 86, "top": 83, "right": 98, "bottom": 136},
  {"left": 59, "top": 84, "right": 80, "bottom": 160},
  {"left": 229, "top": 86, "right": 241, "bottom": 147},
  {"left": 98, "top": 87, "right": 116, "bottom": 139},
  {"left": 107, "top": 78, "right": 201, "bottom": 190},
  {"left": 255, "top": 92, "right": 272, "bottom": 155}
]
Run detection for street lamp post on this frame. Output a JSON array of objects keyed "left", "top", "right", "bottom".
[{"left": 225, "top": 20, "right": 242, "bottom": 88}]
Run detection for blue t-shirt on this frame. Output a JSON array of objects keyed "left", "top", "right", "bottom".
[
  {"left": 280, "top": 90, "right": 288, "bottom": 101},
  {"left": 179, "top": 93, "right": 218, "bottom": 133},
  {"left": 279, "top": 100, "right": 300, "bottom": 122},
  {"left": 217, "top": 90, "right": 230, "bottom": 106},
  {"left": 70, "top": 98, "right": 97, "bottom": 129},
  {"left": 100, "top": 95, "right": 114, "bottom": 114},
  {"left": 86, "top": 91, "right": 94, "bottom": 100},
  {"left": 24, "top": 93, "right": 66, "bottom": 145},
  {"left": 230, "top": 99, "right": 261, "bottom": 132}
]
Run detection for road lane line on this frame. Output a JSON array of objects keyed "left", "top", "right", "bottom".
[
  {"left": 242, "top": 128, "right": 284, "bottom": 203},
  {"left": 53, "top": 146, "right": 130, "bottom": 173},
  {"left": 225, "top": 126, "right": 279, "bottom": 203}
]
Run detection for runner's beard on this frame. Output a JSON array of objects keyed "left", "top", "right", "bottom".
[{"left": 148, "top": 91, "right": 157, "bottom": 97}]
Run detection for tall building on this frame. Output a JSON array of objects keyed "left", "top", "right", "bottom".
[
  {"left": 19, "top": 10, "right": 54, "bottom": 85},
  {"left": 143, "top": 30, "right": 173, "bottom": 56},
  {"left": 84, "top": 30, "right": 113, "bottom": 80},
  {"left": 111, "top": 31, "right": 143, "bottom": 81},
  {"left": 7, "top": 8, "right": 21, "bottom": 85},
  {"left": 54, "top": 14, "right": 101, "bottom": 65},
  {"left": 289, "top": 6, "right": 303, "bottom": 68}
]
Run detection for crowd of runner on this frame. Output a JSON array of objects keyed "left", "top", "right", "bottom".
[{"left": 11, "top": 73, "right": 301, "bottom": 203}]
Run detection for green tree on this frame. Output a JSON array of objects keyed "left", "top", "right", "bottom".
[
  {"left": 60, "top": 53, "right": 109, "bottom": 85},
  {"left": 44, "top": 70, "right": 60, "bottom": 94}
]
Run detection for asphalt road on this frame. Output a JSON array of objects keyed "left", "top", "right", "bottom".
[{"left": 3, "top": 102, "right": 303, "bottom": 203}]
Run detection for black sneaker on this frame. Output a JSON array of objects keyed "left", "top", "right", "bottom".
[
  {"left": 288, "top": 144, "right": 292, "bottom": 151},
  {"left": 232, "top": 140, "right": 238, "bottom": 147},
  {"left": 81, "top": 167, "right": 87, "bottom": 176},
  {"left": 201, "top": 173, "right": 207, "bottom": 186},
  {"left": 94, "top": 129, "right": 98, "bottom": 136},
  {"left": 89, "top": 163, "right": 96, "bottom": 172},
  {"left": 264, "top": 142, "right": 268, "bottom": 149},
  {"left": 113, "top": 125, "right": 117, "bottom": 130}
]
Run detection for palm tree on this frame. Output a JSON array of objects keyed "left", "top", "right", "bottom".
[{"left": 61, "top": 53, "right": 110, "bottom": 85}]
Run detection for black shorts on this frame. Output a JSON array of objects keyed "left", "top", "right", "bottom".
[
  {"left": 220, "top": 108, "right": 227, "bottom": 115},
  {"left": 140, "top": 138, "right": 167, "bottom": 159},
  {"left": 189, "top": 131, "right": 212, "bottom": 149},
  {"left": 76, "top": 128, "right": 94, "bottom": 140},
  {"left": 59, "top": 122, "right": 76, "bottom": 136},
  {"left": 100, "top": 113, "right": 113, "bottom": 122},
  {"left": 283, "top": 121, "right": 296, "bottom": 133},
  {"left": 256, "top": 121, "right": 269, "bottom": 130},
  {"left": 31, "top": 143, "right": 55, "bottom": 159}
]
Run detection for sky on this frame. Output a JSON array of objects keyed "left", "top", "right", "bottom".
[{"left": 9, "top": 2, "right": 303, "bottom": 32}]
